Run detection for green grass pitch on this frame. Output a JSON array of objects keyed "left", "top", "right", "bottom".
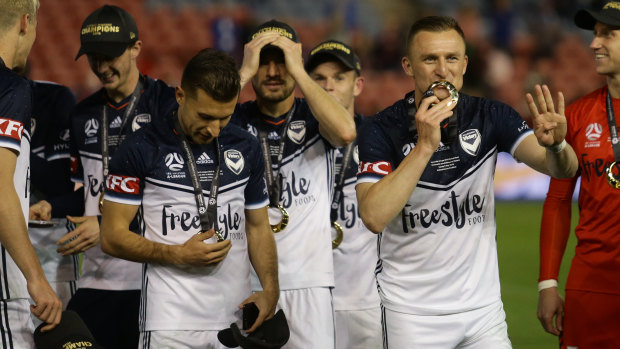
[{"left": 496, "top": 201, "right": 579, "bottom": 349}]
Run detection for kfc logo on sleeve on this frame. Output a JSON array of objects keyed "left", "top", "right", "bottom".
[
  {"left": 106, "top": 174, "right": 140, "bottom": 195},
  {"left": 358, "top": 161, "right": 393, "bottom": 176},
  {"left": 0, "top": 118, "right": 24, "bottom": 141}
]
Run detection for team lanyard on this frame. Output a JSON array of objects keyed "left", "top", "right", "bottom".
[
  {"left": 329, "top": 140, "right": 354, "bottom": 249},
  {"left": 605, "top": 92, "right": 620, "bottom": 161},
  {"left": 605, "top": 92, "right": 620, "bottom": 189},
  {"left": 100, "top": 79, "right": 143, "bottom": 179},
  {"left": 99, "top": 79, "right": 143, "bottom": 212},
  {"left": 330, "top": 142, "right": 355, "bottom": 222},
  {"left": 173, "top": 114, "right": 224, "bottom": 241},
  {"left": 258, "top": 101, "right": 297, "bottom": 207}
]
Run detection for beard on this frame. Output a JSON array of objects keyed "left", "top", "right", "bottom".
[{"left": 252, "top": 78, "right": 295, "bottom": 103}]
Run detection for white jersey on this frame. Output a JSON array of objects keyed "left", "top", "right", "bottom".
[
  {"left": 105, "top": 114, "right": 269, "bottom": 331},
  {"left": 332, "top": 114, "right": 380, "bottom": 311},
  {"left": 233, "top": 99, "right": 335, "bottom": 290},
  {"left": 357, "top": 92, "right": 532, "bottom": 315},
  {"left": 68, "top": 76, "right": 176, "bottom": 290},
  {"left": 0, "top": 66, "right": 32, "bottom": 300}
]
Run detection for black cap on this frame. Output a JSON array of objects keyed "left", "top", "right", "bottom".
[
  {"left": 75, "top": 5, "right": 139, "bottom": 60},
  {"left": 34, "top": 310, "right": 102, "bottom": 349},
  {"left": 218, "top": 309, "right": 290, "bottom": 349},
  {"left": 305, "top": 40, "right": 361, "bottom": 75},
  {"left": 247, "top": 20, "right": 299, "bottom": 44},
  {"left": 575, "top": 1, "right": 620, "bottom": 30}
]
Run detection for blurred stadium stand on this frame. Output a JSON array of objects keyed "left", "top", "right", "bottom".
[
  {"left": 28, "top": 0, "right": 600, "bottom": 200},
  {"left": 30, "top": 0, "right": 605, "bottom": 117}
]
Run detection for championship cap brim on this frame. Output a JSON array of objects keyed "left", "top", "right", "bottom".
[
  {"left": 575, "top": 4, "right": 620, "bottom": 30},
  {"left": 75, "top": 41, "right": 129, "bottom": 60}
]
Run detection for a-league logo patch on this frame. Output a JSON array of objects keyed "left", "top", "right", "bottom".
[
  {"left": 165, "top": 152, "right": 185, "bottom": 171},
  {"left": 287, "top": 120, "right": 306, "bottom": 144},
  {"left": 85, "top": 118, "right": 99, "bottom": 137},
  {"left": 132, "top": 113, "right": 152, "bottom": 131},
  {"left": 459, "top": 129, "right": 481, "bottom": 156},
  {"left": 224, "top": 149, "right": 244, "bottom": 175}
]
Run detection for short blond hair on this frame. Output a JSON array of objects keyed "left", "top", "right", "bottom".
[{"left": 0, "top": 0, "right": 39, "bottom": 33}]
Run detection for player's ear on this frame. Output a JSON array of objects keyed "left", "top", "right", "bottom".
[
  {"left": 353, "top": 76, "right": 364, "bottom": 97},
  {"left": 130, "top": 41, "right": 142, "bottom": 60},
  {"left": 401, "top": 56, "right": 413, "bottom": 77},
  {"left": 175, "top": 86, "right": 185, "bottom": 105}
]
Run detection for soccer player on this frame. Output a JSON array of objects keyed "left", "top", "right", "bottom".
[
  {"left": 355, "top": 16, "right": 578, "bottom": 348},
  {"left": 537, "top": 2, "right": 620, "bottom": 348},
  {"left": 306, "top": 40, "right": 381, "bottom": 349},
  {"left": 0, "top": 0, "right": 62, "bottom": 345},
  {"left": 233, "top": 20, "right": 356, "bottom": 348},
  {"left": 100, "top": 48, "right": 279, "bottom": 349},
  {"left": 26, "top": 78, "right": 81, "bottom": 325},
  {"left": 63, "top": 5, "right": 177, "bottom": 348}
]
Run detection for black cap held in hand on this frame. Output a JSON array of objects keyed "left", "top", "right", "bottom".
[
  {"left": 34, "top": 310, "right": 102, "bottom": 349},
  {"left": 575, "top": 1, "right": 620, "bottom": 30},
  {"left": 305, "top": 39, "right": 361, "bottom": 75},
  {"left": 218, "top": 309, "right": 290, "bottom": 349},
  {"left": 75, "top": 5, "right": 139, "bottom": 60},
  {"left": 247, "top": 19, "right": 299, "bottom": 44}
]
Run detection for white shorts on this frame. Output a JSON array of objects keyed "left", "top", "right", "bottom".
[
  {"left": 0, "top": 299, "right": 35, "bottom": 349},
  {"left": 139, "top": 330, "right": 226, "bottom": 349},
  {"left": 277, "top": 287, "right": 335, "bottom": 349},
  {"left": 381, "top": 301, "right": 512, "bottom": 349},
  {"left": 335, "top": 306, "right": 381, "bottom": 349},
  {"left": 31, "top": 280, "right": 77, "bottom": 328}
]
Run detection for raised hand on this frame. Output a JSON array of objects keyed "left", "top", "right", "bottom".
[{"left": 526, "top": 84, "right": 567, "bottom": 148}]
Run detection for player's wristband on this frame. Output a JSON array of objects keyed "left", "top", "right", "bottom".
[
  {"left": 537, "top": 279, "right": 558, "bottom": 292},
  {"left": 546, "top": 140, "right": 567, "bottom": 153}
]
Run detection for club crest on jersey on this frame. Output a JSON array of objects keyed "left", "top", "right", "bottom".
[
  {"left": 459, "top": 129, "right": 481, "bottom": 156},
  {"left": 287, "top": 120, "right": 306, "bottom": 144},
  {"left": 131, "top": 113, "right": 152, "bottom": 131},
  {"left": 165, "top": 152, "right": 185, "bottom": 171},
  {"left": 224, "top": 149, "right": 244, "bottom": 175},
  {"left": 85, "top": 118, "right": 99, "bottom": 138}
]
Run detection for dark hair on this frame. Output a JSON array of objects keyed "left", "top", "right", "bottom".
[
  {"left": 181, "top": 48, "right": 240, "bottom": 102},
  {"left": 405, "top": 16, "right": 466, "bottom": 56}
]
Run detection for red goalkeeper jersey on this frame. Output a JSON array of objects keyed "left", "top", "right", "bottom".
[{"left": 540, "top": 86, "right": 620, "bottom": 295}]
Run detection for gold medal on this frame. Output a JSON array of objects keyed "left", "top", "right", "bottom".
[
  {"left": 270, "top": 204, "right": 289, "bottom": 233},
  {"left": 331, "top": 222, "right": 343, "bottom": 249},
  {"left": 98, "top": 191, "right": 105, "bottom": 213},
  {"left": 427, "top": 80, "right": 459, "bottom": 105},
  {"left": 606, "top": 161, "right": 620, "bottom": 189}
]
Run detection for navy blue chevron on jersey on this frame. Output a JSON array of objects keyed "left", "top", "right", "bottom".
[
  {"left": 104, "top": 112, "right": 268, "bottom": 331},
  {"left": 232, "top": 98, "right": 336, "bottom": 291},
  {"left": 357, "top": 91, "right": 533, "bottom": 315},
  {"left": 69, "top": 75, "right": 176, "bottom": 291},
  {"left": 332, "top": 113, "right": 380, "bottom": 311},
  {"left": 0, "top": 60, "right": 32, "bottom": 300}
]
